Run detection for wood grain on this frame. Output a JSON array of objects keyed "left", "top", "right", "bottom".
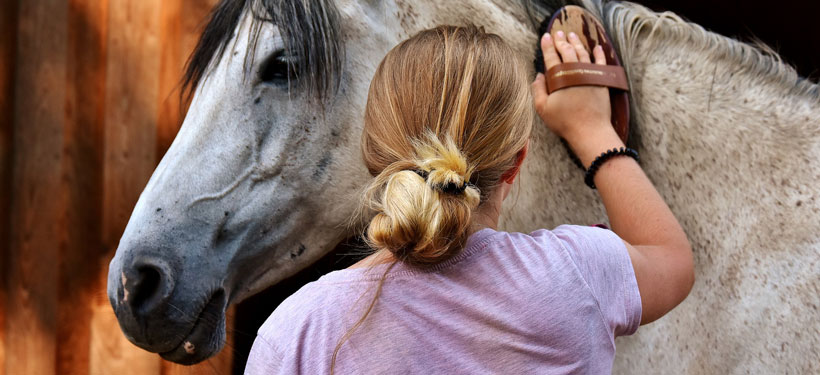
[
  {"left": 0, "top": 0, "right": 18, "bottom": 372},
  {"left": 3, "top": 0, "right": 233, "bottom": 373},
  {"left": 6, "top": 0, "right": 68, "bottom": 373},
  {"left": 89, "top": 298, "right": 161, "bottom": 375},
  {"left": 101, "top": 0, "right": 162, "bottom": 243},
  {"left": 157, "top": 0, "right": 184, "bottom": 159},
  {"left": 94, "top": 0, "right": 163, "bottom": 373},
  {"left": 58, "top": 0, "right": 109, "bottom": 373}
]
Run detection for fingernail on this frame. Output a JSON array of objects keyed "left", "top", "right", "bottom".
[
  {"left": 556, "top": 30, "right": 564, "bottom": 38},
  {"left": 543, "top": 33, "right": 551, "bottom": 41},
  {"left": 569, "top": 32, "right": 577, "bottom": 39},
  {"left": 595, "top": 45, "right": 603, "bottom": 52}
]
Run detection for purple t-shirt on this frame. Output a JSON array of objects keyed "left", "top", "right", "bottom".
[{"left": 245, "top": 225, "right": 641, "bottom": 374}]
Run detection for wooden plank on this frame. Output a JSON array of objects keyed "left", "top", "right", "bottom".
[
  {"left": 156, "top": 0, "right": 184, "bottom": 158},
  {"left": 6, "top": 0, "right": 68, "bottom": 373},
  {"left": 100, "top": 0, "right": 162, "bottom": 242},
  {"left": 0, "top": 0, "right": 19, "bottom": 372},
  {"left": 92, "top": 0, "right": 163, "bottom": 372},
  {"left": 58, "top": 0, "right": 109, "bottom": 374}
]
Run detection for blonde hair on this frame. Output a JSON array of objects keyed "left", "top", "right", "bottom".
[
  {"left": 361, "top": 25, "right": 533, "bottom": 264},
  {"left": 332, "top": 25, "right": 533, "bottom": 372}
]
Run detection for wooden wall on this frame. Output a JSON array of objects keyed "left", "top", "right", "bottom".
[{"left": 0, "top": 0, "right": 238, "bottom": 374}]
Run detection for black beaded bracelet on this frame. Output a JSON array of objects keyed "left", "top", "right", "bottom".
[{"left": 584, "top": 147, "right": 639, "bottom": 189}]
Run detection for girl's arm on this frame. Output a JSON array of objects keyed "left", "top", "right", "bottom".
[{"left": 532, "top": 31, "right": 694, "bottom": 324}]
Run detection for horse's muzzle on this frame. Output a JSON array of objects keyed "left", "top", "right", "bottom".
[
  {"left": 108, "top": 252, "right": 181, "bottom": 352},
  {"left": 107, "top": 249, "right": 228, "bottom": 364}
]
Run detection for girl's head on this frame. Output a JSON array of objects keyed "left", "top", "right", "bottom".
[{"left": 359, "top": 25, "right": 533, "bottom": 266}]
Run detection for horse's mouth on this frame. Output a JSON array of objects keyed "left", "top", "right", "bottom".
[{"left": 160, "top": 289, "right": 227, "bottom": 365}]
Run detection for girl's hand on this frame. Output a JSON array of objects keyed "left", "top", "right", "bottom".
[{"left": 531, "top": 31, "right": 614, "bottom": 143}]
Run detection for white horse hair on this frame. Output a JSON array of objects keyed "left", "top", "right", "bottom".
[{"left": 106, "top": 0, "right": 820, "bottom": 372}]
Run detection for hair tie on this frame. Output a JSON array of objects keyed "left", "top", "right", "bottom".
[
  {"left": 412, "top": 169, "right": 429, "bottom": 180},
  {"left": 411, "top": 169, "right": 473, "bottom": 195},
  {"left": 440, "top": 181, "right": 468, "bottom": 194}
]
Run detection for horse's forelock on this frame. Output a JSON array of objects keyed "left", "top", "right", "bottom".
[{"left": 181, "top": 0, "right": 344, "bottom": 102}]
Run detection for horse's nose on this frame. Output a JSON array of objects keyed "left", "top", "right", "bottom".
[
  {"left": 122, "top": 258, "right": 175, "bottom": 315},
  {"left": 109, "top": 252, "right": 185, "bottom": 352}
]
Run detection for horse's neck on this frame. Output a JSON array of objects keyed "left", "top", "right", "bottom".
[
  {"left": 608, "top": 2, "right": 820, "bottom": 245},
  {"left": 625, "top": 20, "right": 819, "bottom": 156},
  {"left": 600, "top": 6, "right": 820, "bottom": 374}
]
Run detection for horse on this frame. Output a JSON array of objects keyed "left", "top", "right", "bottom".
[{"left": 106, "top": 0, "right": 820, "bottom": 372}]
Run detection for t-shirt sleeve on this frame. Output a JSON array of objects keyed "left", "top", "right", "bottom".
[
  {"left": 245, "top": 334, "right": 284, "bottom": 375},
  {"left": 550, "top": 224, "right": 642, "bottom": 336}
]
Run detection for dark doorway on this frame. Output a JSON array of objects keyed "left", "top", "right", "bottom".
[{"left": 636, "top": 0, "right": 819, "bottom": 80}]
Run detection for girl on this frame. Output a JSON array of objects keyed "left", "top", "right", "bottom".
[{"left": 246, "top": 22, "right": 693, "bottom": 374}]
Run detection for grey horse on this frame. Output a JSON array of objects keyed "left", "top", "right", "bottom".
[{"left": 107, "top": 0, "right": 820, "bottom": 372}]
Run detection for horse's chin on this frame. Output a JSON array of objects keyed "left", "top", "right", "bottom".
[
  {"left": 160, "top": 290, "right": 228, "bottom": 365},
  {"left": 160, "top": 236, "right": 363, "bottom": 365}
]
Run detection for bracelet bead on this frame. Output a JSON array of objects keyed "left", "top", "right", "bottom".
[{"left": 583, "top": 147, "right": 640, "bottom": 189}]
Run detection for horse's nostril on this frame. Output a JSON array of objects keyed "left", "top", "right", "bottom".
[
  {"left": 125, "top": 260, "right": 173, "bottom": 314},
  {"left": 131, "top": 265, "right": 160, "bottom": 310}
]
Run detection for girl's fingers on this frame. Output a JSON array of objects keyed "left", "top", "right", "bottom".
[
  {"left": 568, "top": 32, "right": 590, "bottom": 63},
  {"left": 541, "top": 33, "right": 561, "bottom": 70},
  {"left": 593, "top": 45, "right": 606, "bottom": 65},
  {"left": 554, "top": 30, "right": 578, "bottom": 63},
  {"left": 531, "top": 73, "right": 549, "bottom": 109}
]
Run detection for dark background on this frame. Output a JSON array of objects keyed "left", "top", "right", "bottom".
[{"left": 637, "top": 0, "right": 820, "bottom": 80}]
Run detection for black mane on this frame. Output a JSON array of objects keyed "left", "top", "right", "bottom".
[{"left": 182, "top": 0, "right": 343, "bottom": 101}]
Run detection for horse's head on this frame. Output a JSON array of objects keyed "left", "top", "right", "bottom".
[
  {"left": 105, "top": 0, "right": 395, "bottom": 364},
  {"left": 106, "top": 0, "right": 544, "bottom": 364}
]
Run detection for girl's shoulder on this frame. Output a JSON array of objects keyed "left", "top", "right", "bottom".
[
  {"left": 492, "top": 224, "right": 617, "bottom": 257},
  {"left": 256, "top": 274, "right": 373, "bottom": 339},
  {"left": 255, "top": 281, "right": 328, "bottom": 342}
]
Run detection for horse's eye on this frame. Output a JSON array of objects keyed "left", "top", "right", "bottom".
[{"left": 259, "top": 50, "right": 296, "bottom": 85}]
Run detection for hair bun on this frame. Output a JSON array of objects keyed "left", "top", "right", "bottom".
[{"left": 362, "top": 133, "right": 481, "bottom": 266}]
